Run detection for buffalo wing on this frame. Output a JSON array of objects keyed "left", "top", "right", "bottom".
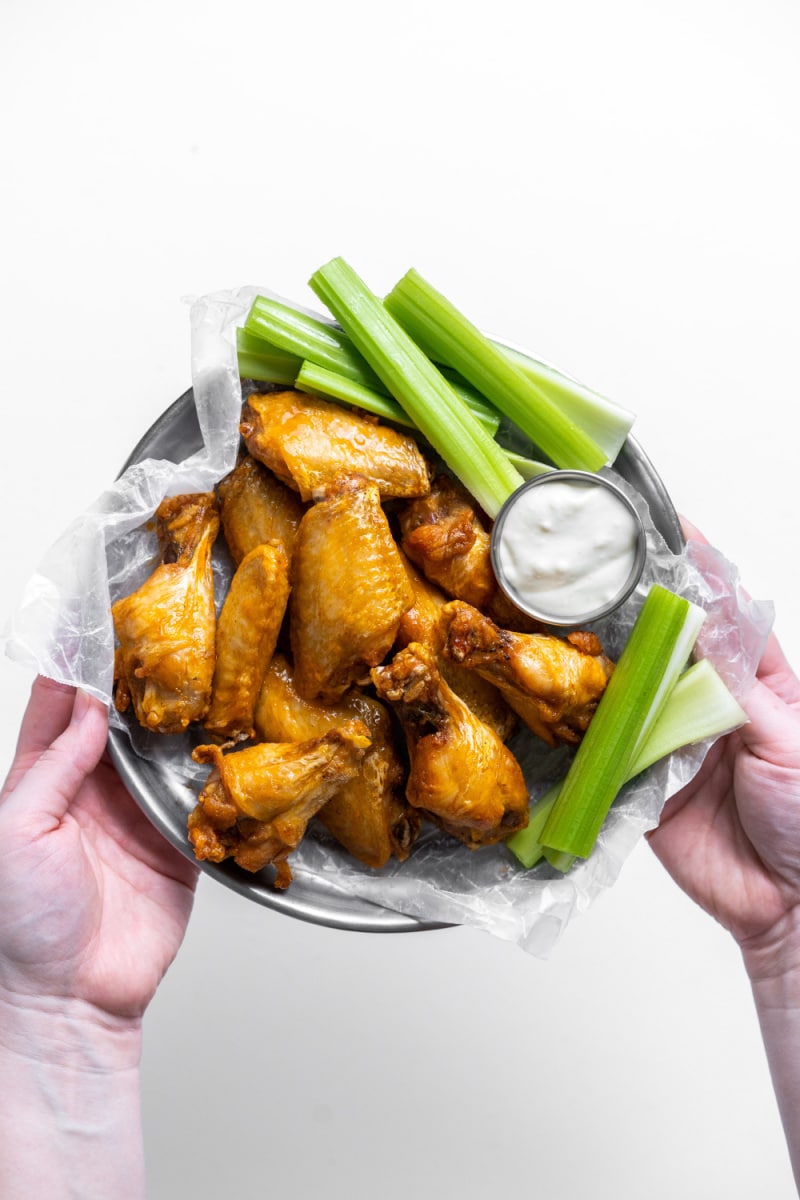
[
  {"left": 254, "top": 654, "right": 419, "bottom": 868},
  {"left": 188, "top": 722, "right": 371, "bottom": 887},
  {"left": 371, "top": 642, "right": 529, "bottom": 848},
  {"left": 112, "top": 492, "right": 219, "bottom": 734},
  {"left": 441, "top": 600, "right": 614, "bottom": 747}
]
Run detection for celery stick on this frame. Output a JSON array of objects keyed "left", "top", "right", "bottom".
[
  {"left": 384, "top": 269, "right": 608, "bottom": 472},
  {"left": 295, "top": 359, "right": 502, "bottom": 437},
  {"left": 503, "top": 451, "right": 552, "bottom": 480},
  {"left": 245, "top": 294, "right": 382, "bottom": 390},
  {"left": 308, "top": 257, "right": 524, "bottom": 519},
  {"left": 497, "top": 344, "right": 635, "bottom": 463},
  {"left": 540, "top": 585, "right": 706, "bottom": 859},
  {"left": 295, "top": 360, "right": 416, "bottom": 428},
  {"left": 236, "top": 328, "right": 302, "bottom": 385},
  {"left": 507, "top": 657, "right": 745, "bottom": 871},
  {"left": 507, "top": 787, "right": 559, "bottom": 868},
  {"left": 245, "top": 293, "right": 504, "bottom": 429},
  {"left": 626, "top": 658, "right": 746, "bottom": 778}
]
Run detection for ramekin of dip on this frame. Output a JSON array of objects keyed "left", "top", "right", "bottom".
[{"left": 490, "top": 470, "right": 647, "bottom": 626}]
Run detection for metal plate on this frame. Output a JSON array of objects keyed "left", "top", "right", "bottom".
[{"left": 107, "top": 386, "right": 683, "bottom": 934}]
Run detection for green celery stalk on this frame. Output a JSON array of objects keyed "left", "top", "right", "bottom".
[
  {"left": 308, "top": 257, "right": 524, "bottom": 519},
  {"left": 294, "top": 360, "right": 416, "bottom": 428},
  {"left": 245, "top": 294, "right": 383, "bottom": 390},
  {"left": 384, "top": 268, "right": 608, "bottom": 472},
  {"left": 236, "top": 328, "right": 302, "bottom": 385},
  {"left": 503, "top": 450, "right": 552, "bottom": 480},
  {"left": 540, "top": 585, "right": 706, "bottom": 859},
  {"left": 507, "top": 657, "right": 745, "bottom": 871},
  {"left": 245, "top": 293, "right": 503, "bottom": 429},
  {"left": 507, "top": 787, "right": 559, "bottom": 869},
  {"left": 295, "top": 359, "right": 502, "bottom": 437},
  {"left": 497, "top": 343, "right": 635, "bottom": 463},
  {"left": 626, "top": 657, "right": 746, "bottom": 778}
]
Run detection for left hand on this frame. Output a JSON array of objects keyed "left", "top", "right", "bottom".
[{"left": 0, "top": 677, "right": 199, "bottom": 1021}]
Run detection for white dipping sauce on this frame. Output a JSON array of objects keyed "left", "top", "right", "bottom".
[{"left": 494, "top": 475, "right": 641, "bottom": 621}]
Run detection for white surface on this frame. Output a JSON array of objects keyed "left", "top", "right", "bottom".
[{"left": 2, "top": 1, "right": 798, "bottom": 1196}]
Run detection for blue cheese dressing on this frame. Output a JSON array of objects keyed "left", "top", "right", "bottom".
[{"left": 492, "top": 473, "right": 644, "bottom": 623}]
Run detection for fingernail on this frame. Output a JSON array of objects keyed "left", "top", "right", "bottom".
[{"left": 72, "top": 689, "right": 93, "bottom": 724}]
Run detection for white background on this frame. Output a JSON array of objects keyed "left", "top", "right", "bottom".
[{"left": 2, "top": 2, "right": 799, "bottom": 1196}]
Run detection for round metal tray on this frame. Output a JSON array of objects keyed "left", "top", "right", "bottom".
[{"left": 107, "top": 386, "right": 683, "bottom": 934}]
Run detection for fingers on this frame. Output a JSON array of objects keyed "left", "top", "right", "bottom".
[
  {"left": 1, "top": 686, "right": 110, "bottom": 829},
  {"left": 14, "top": 676, "right": 78, "bottom": 761},
  {"left": 739, "top": 676, "right": 800, "bottom": 770},
  {"left": 678, "top": 515, "right": 709, "bottom": 546},
  {"left": 1, "top": 676, "right": 77, "bottom": 801}
]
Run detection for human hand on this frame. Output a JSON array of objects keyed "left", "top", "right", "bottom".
[
  {"left": 0, "top": 676, "right": 199, "bottom": 1022},
  {"left": 647, "top": 528, "right": 800, "bottom": 973}
]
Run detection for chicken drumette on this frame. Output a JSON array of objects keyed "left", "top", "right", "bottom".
[
  {"left": 441, "top": 600, "right": 614, "bottom": 747},
  {"left": 371, "top": 642, "right": 529, "bottom": 849}
]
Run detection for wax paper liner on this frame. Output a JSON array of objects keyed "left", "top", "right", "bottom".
[{"left": 1, "top": 286, "right": 775, "bottom": 956}]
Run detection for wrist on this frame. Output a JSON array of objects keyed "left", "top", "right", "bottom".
[
  {"left": 739, "top": 906, "right": 800, "bottom": 991},
  {"left": 0, "top": 983, "right": 143, "bottom": 1071},
  {"left": 0, "top": 986, "right": 145, "bottom": 1200}
]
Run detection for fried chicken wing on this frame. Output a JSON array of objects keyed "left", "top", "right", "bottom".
[
  {"left": 441, "top": 600, "right": 614, "bottom": 747},
  {"left": 188, "top": 721, "right": 371, "bottom": 887},
  {"left": 397, "top": 556, "right": 517, "bottom": 742},
  {"left": 203, "top": 541, "right": 290, "bottom": 743},
  {"left": 290, "top": 475, "right": 415, "bottom": 702},
  {"left": 218, "top": 453, "right": 305, "bottom": 567},
  {"left": 254, "top": 654, "right": 419, "bottom": 868},
  {"left": 397, "top": 474, "right": 544, "bottom": 632},
  {"left": 241, "top": 390, "right": 431, "bottom": 501},
  {"left": 112, "top": 492, "right": 219, "bottom": 734},
  {"left": 371, "top": 642, "right": 529, "bottom": 848},
  {"left": 397, "top": 474, "right": 497, "bottom": 608}
]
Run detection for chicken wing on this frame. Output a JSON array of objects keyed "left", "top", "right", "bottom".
[
  {"left": 240, "top": 390, "right": 431, "bottom": 501},
  {"left": 371, "top": 642, "right": 529, "bottom": 848},
  {"left": 188, "top": 721, "right": 371, "bottom": 887},
  {"left": 397, "top": 556, "right": 517, "bottom": 742},
  {"left": 203, "top": 541, "right": 290, "bottom": 743},
  {"left": 397, "top": 473, "right": 544, "bottom": 632},
  {"left": 112, "top": 492, "right": 219, "bottom": 734},
  {"left": 254, "top": 654, "right": 419, "bottom": 868},
  {"left": 218, "top": 453, "right": 305, "bottom": 567},
  {"left": 290, "top": 475, "right": 415, "bottom": 702},
  {"left": 441, "top": 600, "right": 614, "bottom": 747},
  {"left": 397, "top": 474, "right": 497, "bottom": 608}
]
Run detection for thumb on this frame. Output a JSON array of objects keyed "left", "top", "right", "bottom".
[{"left": 0, "top": 689, "right": 110, "bottom": 831}]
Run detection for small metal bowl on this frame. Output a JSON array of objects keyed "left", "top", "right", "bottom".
[{"left": 490, "top": 470, "right": 648, "bottom": 627}]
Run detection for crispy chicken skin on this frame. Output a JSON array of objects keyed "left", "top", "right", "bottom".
[
  {"left": 203, "top": 541, "right": 290, "bottom": 743},
  {"left": 397, "top": 473, "right": 543, "bottom": 633},
  {"left": 241, "top": 390, "right": 431, "bottom": 501},
  {"left": 218, "top": 453, "right": 305, "bottom": 567},
  {"left": 188, "top": 721, "right": 371, "bottom": 887},
  {"left": 254, "top": 654, "right": 419, "bottom": 868},
  {"left": 371, "top": 642, "right": 529, "bottom": 848},
  {"left": 397, "top": 555, "right": 517, "bottom": 742},
  {"left": 441, "top": 600, "right": 614, "bottom": 747},
  {"left": 398, "top": 474, "right": 497, "bottom": 609},
  {"left": 112, "top": 492, "right": 219, "bottom": 734},
  {"left": 290, "top": 475, "right": 415, "bottom": 702}
]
